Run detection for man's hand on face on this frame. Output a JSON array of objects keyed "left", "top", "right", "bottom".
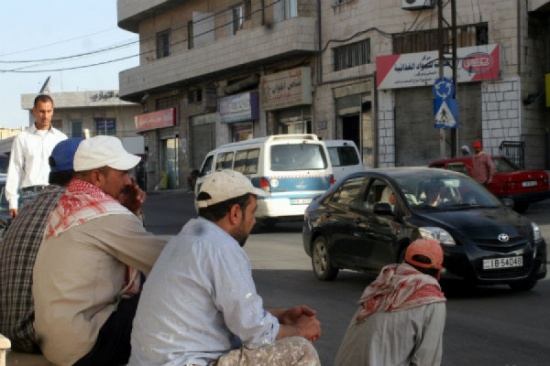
[{"left": 118, "top": 177, "right": 146, "bottom": 214}]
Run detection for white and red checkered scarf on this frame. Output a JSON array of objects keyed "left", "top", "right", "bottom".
[
  {"left": 45, "top": 179, "right": 142, "bottom": 297},
  {"left": 356, "top": 262, "right": 446, "bottom": 323}
]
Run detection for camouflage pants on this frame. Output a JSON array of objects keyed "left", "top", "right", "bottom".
[{"left": 212, "top": 337, "right": 320, "bottom": 366}]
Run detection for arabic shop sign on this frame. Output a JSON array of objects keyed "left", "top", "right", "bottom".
[
  {"left": 134, "top": 108, "right": 177, "bottom": 133},
  {"left": 376, "top": 44, "right": 500, "bottom": 90},
  {"left": 260, "top": 67, "right": 312, "bottom": 110},
  {"left": 219, "top": 92, "right": 259, "bottom": 123}
]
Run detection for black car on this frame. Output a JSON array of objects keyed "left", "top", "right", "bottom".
[{"left": 302, "top": 168, "right": 547, "bottom": 291}]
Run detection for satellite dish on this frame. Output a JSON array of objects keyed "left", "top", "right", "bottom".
[{"left": 39, "top": 76, "right": 51, "bottom": 94}]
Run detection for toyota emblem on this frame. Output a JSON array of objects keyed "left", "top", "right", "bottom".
[{"left": 498, "top": 233, "right": 509, "bottom": 242}]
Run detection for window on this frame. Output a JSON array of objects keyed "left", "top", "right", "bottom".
[
  {"left": 274, "top": 0, "right": 297, "bottom": 22},
  {"left": 215, "top": 152, "right": 234, "bottom": 170},
  {"left": 230, "top": 5, "right": 244, "bottom": 35},
  {"left": 95, "top": 118, "right": 116, "bottom": 136},
  {"left": 156, "top": 29, "right": 171, "bottom": 59},
  {"left": 328, "top": 146, "right": 360, "bottom": 167},
  {"left": 284, "top": 0, "right": 298, "bottom": 19},
  {"left": 234, "top": 149, "right": 259, "bottom": 174},
  {"left": 270, "top": 144, "right": 327, "bottom": 171},
  {"left": 329, "top": 177, "right": 365, "bottom": 207},
  {"left": 393, "top": 23, "right": 488, "bottom": 54},
  {"left": 187, "top": 21, "right": 194, "bottom": 49},
  {"left": 70, "top": 120, "right": 82, "bottom": 138},
  {"left": 334, "top": 39, "right": 371, "bottom": 71}
]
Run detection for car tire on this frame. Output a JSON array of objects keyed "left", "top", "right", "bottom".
[
  {"left": 508, "top": 278, "right": 537, "bottom": 291},
  {"left": 312, "top": 236, "right": 339, "bottom": 281}
]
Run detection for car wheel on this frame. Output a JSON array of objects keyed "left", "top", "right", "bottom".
[
  {"left": 312, "top": 236, "right": 339, "bottom": 281},
  {"left": 508, "top": 278, "right": 537, "bottom": 291},
  {"left": 513, "top": 202, "right": 529, "bottom": 213}
]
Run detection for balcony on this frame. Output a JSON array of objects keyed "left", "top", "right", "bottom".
[
  {"left": 117, "top": 0, "right": 191, "bottom": 33},
  {"left": 119, "top": 16, "right": 317, "bottom": 100}
]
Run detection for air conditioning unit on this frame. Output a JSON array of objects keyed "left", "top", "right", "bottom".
[{"left": 402, "top": 0, "right": 435, "bottom": 11}]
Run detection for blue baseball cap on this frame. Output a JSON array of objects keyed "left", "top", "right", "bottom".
[{"left": 49, "top": 137, "right": 84, "bottom": 172}]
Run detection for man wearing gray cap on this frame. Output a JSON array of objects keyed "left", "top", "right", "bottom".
[
  {"left": 130, "top": 169, "right": 322, "bottom": 366},
  {"left": 32, "top": 136, "right": 168, "bottom": 366}
]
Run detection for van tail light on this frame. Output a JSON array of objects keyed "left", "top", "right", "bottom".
[
  {"left": 330, "top": 174, "right": 336, "bottom": 185},
  {"left": 259, "top": 177, "right": 271, "bottom": 193}
]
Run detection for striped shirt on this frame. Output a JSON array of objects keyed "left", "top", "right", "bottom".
[{"left": 472, "top": 152, "right": 495, "bottom": 184}]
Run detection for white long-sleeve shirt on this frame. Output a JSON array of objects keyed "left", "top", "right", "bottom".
[{"left": 6, "top": 124, "right": 67, "bottom": 209}]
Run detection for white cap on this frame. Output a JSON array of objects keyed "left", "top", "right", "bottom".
[
  {"left": 461, "top": 145, "right": 470, "bottom": 154},
  {"left": 74, "top": 135, "right": 141, "bottom": 172},
  {"left": 197, "top": 169, "right": 267, "bottom": 208}
]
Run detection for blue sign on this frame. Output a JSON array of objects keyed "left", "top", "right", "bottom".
[
  {"left": 434, "top": 98, "right": 458, "bottom": 129},
  {"left": 433, "top": 77, "right": 455, "bottom": 99}
]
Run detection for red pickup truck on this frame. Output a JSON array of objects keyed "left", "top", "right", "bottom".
[{"left": 429, "top": 156, "right": 550, "bottom": 213}]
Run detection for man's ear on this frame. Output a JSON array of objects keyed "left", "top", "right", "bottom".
[
  {"left": 89, "top": 169, "right": 105, "bottom": 187},
  {"left": 228, "top": 204, "right": 242, "bottom": 225}
]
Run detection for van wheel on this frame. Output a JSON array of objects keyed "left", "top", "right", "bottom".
[{"left": 312, "top": 236, "right": 339, "bottom": 281}]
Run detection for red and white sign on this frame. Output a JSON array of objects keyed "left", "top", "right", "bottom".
[
  {"left": 135, "top": 108, "right": 177, "bottom": 133},
  {"left": 376, "top": 44, "right": 500, "bottom": 90}
]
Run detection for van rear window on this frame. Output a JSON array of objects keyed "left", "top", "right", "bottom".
[
  {"left": 270, "top": 144, "right": 328, "bottom": 171},
  {"left": 328, "top": 146, "right": 359, "bottom": 167}
]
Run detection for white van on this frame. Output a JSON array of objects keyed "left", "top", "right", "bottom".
[
  {"left": 324, "top": 140, "right": 364, "bottom": 182},
  {"left": 195, "top": 134, "right": 334, "bottom": 226}
]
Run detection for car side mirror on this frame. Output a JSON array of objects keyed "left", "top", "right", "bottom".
[{"left": 373, "top": 202, "right": 394, "bottom": 216}]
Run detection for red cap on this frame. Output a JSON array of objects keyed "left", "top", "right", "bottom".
[
  {"left": 405, "top": 239, "right": 443, "bottom": 270},
  {"left": 473, "top": 141, "right": 482, "bottom": 148}
]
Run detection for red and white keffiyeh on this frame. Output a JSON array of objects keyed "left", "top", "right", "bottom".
[
  {"left": 356, "top": 262, "right": 446, "bottom": 323},
  {"left": 45, "top": 179, "right": 142, "bottom": 297}
]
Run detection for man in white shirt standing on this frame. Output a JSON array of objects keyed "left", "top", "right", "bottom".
[{"left": 6, "top": 94, "right": 68, "bottom": 217}]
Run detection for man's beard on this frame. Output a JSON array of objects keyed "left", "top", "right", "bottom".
[{"left": 231, "top": 222, "right": 249, "bottom": 247}]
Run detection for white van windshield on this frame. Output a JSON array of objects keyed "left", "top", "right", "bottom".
[{"left": 270, "top": 144, "right": 328, "bottom": 171}]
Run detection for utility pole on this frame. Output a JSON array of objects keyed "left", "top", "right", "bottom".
[{"left": 437, "top": 0, "right": 457, "bottom": 158}]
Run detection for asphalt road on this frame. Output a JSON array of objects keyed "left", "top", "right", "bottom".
[{"left": 142, "top": 191, "right": 550, "bottom": 366}]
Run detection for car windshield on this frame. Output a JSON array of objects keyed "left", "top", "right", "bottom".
[{"left": 393, "top": 170, "right": 502, "bottom": 210}]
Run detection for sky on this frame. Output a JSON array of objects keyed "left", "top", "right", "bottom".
[{"left": 0, "top": 1, "right": 140, "bottom": 129}]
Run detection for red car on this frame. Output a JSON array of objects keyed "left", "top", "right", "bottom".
[{"left": 429, "top": 156, "right": 550, "bottom": 213}]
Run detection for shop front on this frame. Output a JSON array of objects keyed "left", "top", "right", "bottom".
[
  {"left": 260, "top": 67, "right": 313, "bottom": 135},
  {"left": 135, "top": 108, "right": 178, "bottom": 190},
  {"left": 219, "top": 91, "right": 259, "bottom": 141},
  {"left": 376, "top": 44, "right": 500, "bottom": 166}
]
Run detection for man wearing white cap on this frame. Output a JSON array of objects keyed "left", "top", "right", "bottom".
[
  {"left": 130, "top": 169, "right": 322, "bottom": 366},
  {"left": 32, "top": 136, "right": 168, "bottom": 366}
]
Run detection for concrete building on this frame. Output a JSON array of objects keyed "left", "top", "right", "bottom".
[{"left": 117, "top": 0, "right": 550, "bottom": 190}]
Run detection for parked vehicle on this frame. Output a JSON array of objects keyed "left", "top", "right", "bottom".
[
  {"left": 324, "top": 140, "right": 364, "bottom": 182},
  {"left": 302, "top": 167, "right": 547, "bottom": 291},
  {"left": 195, "top": 134, "right": 334, "bottom": 226},
  {"left": 429, "top": 156, "right": 550, "bottom": 213}
]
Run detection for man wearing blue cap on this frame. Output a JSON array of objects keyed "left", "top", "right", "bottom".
[{"left": 0, "top": 137, "right": 83, "bottom": 353}]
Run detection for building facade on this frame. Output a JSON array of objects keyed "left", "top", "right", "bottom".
[{"left": 117, "top": 0, "right": 550, "bottom": 190}]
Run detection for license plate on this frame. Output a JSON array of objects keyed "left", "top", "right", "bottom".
[
  {"left": 290, "top": 198, "right": 312, "bottom": 205},
  {"left": 521, "top": 181, "right": 537, "bottom": 187},
  {"left": 483, "top": 256, "right": 523, "bottom": 270}
]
